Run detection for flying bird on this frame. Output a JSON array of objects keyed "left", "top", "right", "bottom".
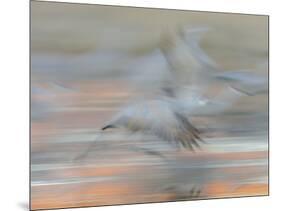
[
  {"left": 75, "top": 26, "right": 267, "bottom": 161},
  {"left": 101, "top": 99, "right": 204, "bottom": 151}
]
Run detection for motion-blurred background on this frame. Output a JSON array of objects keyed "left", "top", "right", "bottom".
[{"left": 31, "top": 1, "right": 268, "bottom": 210}]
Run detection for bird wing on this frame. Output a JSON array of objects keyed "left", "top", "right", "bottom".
[
  {"left": 215, "top": 70, "right": 268, "bottom": 95},
  {"left": 179, "top": 27, "right": 219, "bottom": 71},
  {"left": 158, "top": 27, "right": 267, "bottom": 116},
  {"left": 158, "top": 26, "right": 219, "bottom": 89}
]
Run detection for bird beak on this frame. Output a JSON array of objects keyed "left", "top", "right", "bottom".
[{"left": 102, "top": 125, "right": 116, "bottom": 130}]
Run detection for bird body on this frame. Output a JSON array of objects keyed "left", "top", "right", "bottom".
[{"left": 102, "top": 98, "right": 203, "bottom": 150}]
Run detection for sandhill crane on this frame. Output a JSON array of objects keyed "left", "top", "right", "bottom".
[{"left": 75, "top": 27, "right": 267, "bottom": 161}]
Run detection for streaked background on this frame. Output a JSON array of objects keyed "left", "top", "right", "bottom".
[{"left": 31, "top": 1, "right": 268, "bottom": 210}]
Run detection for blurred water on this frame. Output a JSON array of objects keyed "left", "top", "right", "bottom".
[
  {"left": 31, "top": 1, "right": 268, "bottom": 210},
  {"left": 31, "top": 78, "right": 268, "bottom": 210}
]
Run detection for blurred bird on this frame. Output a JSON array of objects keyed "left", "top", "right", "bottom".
[
  {"left": 102, "top": 99, "right": 204, "bottom": 151},
  {"left": 75, "top": 26, "right": 267, "bottom": 160}
]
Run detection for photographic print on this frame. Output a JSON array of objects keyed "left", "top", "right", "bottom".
[{"left": 31, "top": 1, "right": 269, "bottom": 210}]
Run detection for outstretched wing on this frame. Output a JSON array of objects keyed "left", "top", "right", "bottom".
[
  {"left": 158, "top": 27, "right": 266, "bottom": 116},
  {"left": 158, "top": 26, "right": 219, "bottom": 89}
]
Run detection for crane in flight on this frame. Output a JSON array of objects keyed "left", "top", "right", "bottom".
[{"left": 75, "top": 27, "right": 267, "bottom": 161}]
